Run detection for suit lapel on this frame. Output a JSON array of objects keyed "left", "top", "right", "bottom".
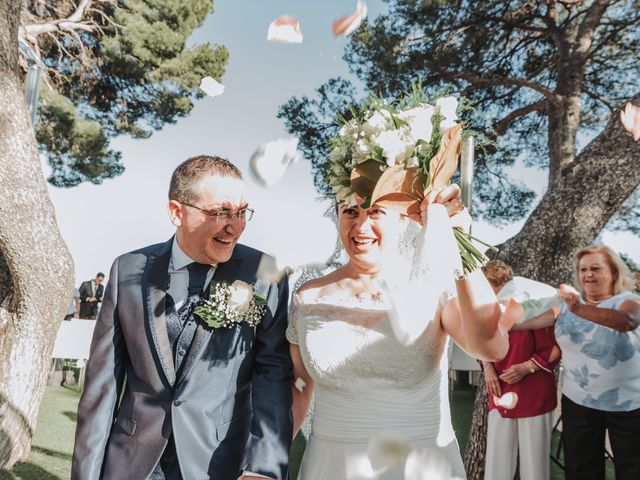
[
  {"left": 144, "top": 238, "right": 176, "bottom": 386},
  {"left": 175, "top": 251, "right": 244, "bottom": 387}
]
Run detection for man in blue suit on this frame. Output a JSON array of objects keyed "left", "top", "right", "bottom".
[{"left": 72, "top": 155, "right": 293, "bottom": 479}]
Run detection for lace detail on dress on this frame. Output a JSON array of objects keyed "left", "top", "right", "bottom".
[{"left": 290, "top": 293, "right": 447, "bottom": 394}]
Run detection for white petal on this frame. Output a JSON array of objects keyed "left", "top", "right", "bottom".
[
  {"left": 269, "top": 215, "right": 336, "bottom": 272},
  {"left": 249, "top": 137, "right": 301, "bottom": 187},
  {"left": 267, "top": 16, "right": 303, "bottom": 44},
  {"left": 404, "top": 447, "right": 454, "bottom": 480},
  {"left": 620, "top": 102, "right": 640, "bottom": 142},
  {"left": 332, "top": 1, "right": 368, "bottom": 37},
  {"left": 367, "top": 433, "right": 411, "bottom": 470},
  {"left": 294, "top": 377, "right": 306, "bottom": 392},
  {"left": 199, "top": 76, "right": 225, "bottom": 97},
  {"left": 494, "top": 392, "right": 519, "bottom": 410}
]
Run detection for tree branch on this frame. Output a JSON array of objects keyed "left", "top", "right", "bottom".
[
  {"left": 438, "top": 71, "right": 557, "bottom": 104},
  {"left": 572, "top": 0, "right": 610, "bottom": 61},
  {"left": 494, "top": 100, "right": 548, "bottom": 135},
  {"left": 583, "top": 88, "right": 614, "bottom": 112}
]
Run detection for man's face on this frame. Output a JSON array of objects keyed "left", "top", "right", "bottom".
[
  {"left": 95, "top": 276, "right": 104, "bottom": 285},
  {"left": 169, "top": 175, "right": 248, "bottom": 264}
]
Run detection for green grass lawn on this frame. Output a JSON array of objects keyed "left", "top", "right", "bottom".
[
  {"left": 0, "top": 386, "right": 81, "bottom": 480},
  {"left": 0, "top": 385, "right": 615, "bottom": 479}
]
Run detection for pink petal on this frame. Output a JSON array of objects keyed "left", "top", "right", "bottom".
[
  {"left": 267, "top": 15, "right": 303, "bottom": 43},
  {"left": 620, "top": 102, "right": 640, "bottom": 142},
  {"left": 332, "top": 0, "right": 368, "bottom": 37}
]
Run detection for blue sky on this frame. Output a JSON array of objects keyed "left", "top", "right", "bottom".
[{"left": 43, "top": 0, "right": 639, "bottom": 285}]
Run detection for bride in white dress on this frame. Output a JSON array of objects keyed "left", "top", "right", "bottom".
[{"left": 287, "top": 187, "right": 514, "bottom": 480}]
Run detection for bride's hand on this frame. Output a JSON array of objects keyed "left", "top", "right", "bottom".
[{"left": 410, "top": 184, "right": 470, "bottom": 230}]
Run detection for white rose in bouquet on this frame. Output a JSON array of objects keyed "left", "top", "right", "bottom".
[
  {"left": 362, "top": 109, "right": 392, "bottom": 138},
  {"left": 435, "top": 96, "right": 459, "bottom": 131},
  {"left": 397, "top": 105, "right": 435, "bottom": 143},
  {"left": 353, "top": 138, "right": 372, "bottom": 162},
  {"left": 227, "top": 280, "right": 253, "bottom": 316},
  {"left": 372, "top": 127, "right": 414, "bottom": 166}
]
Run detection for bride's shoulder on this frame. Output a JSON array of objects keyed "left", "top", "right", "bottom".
[{"left": 294, "top": 268, "right": 347, "bottom": 303}]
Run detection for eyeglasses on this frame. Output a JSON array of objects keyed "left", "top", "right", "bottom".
[{"left": 181, "top": 202, "right": 254, "bottom": 223}]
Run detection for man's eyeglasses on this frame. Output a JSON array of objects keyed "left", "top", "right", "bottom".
[{"left": 181, "top": 202, "right": 254, "bottom": 223}]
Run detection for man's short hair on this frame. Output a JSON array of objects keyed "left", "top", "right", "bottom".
[
  {"left": 169, "top": 155, "right": 242, "bottom": 204},
  {"left": 96, "top": 272, "right": 105, "bottom": 278}
]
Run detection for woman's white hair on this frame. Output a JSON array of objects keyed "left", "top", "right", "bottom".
[{"left": 574, "top": 245, "right": 635, "bottom": 294}]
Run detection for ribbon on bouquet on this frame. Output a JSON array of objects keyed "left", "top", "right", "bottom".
[{"left": 381, "top": 203, "right": 462, "bottom": 345}]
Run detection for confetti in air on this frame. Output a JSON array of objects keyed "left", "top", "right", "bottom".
[
  {"left": 332, "top": 1, "right": 368, "bottom": 37},
  {"left": 199, "top": 76, "right": 225, "bottom": 97},
  {"left": 249, "top": 137, "right": 301, "bottom": 188},
  {"left": 267, "top": 16, "right": 303, "bottom": 43},
  {"left": 620, "top": 102, "right": 640, "bottom": 142}
]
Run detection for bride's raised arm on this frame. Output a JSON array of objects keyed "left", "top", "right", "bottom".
[
  {"left": 511, "top": 307, "right": 559, "bottom": 331},
  {"left": 440, "top": 270, "right": 519, "bottom": 362}
]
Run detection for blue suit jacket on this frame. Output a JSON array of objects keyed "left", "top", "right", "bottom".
[{"left": 72, "top": 239, "right": 293, "bottom": 479}]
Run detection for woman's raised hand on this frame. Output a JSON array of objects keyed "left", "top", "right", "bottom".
[
  {"left": 558, "top": 283, "right": 581, "bottom": 313},
  {"left": 410, "top": 184, "right": 470, "bottom": 230}
]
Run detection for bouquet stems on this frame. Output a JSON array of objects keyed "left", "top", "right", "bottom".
[{"left": 452, "top": 227, "right": 498, "bottom": 276}]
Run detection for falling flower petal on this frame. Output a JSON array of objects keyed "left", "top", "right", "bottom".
[
  {"left": 249, "top": 137, "right": 301, "bottom": 187},
  {"left": 404, "top": 448, "right": 454, "bottom": 480},
  {"left": 256, "top": 215, "right": 336, "bottom": 283},
  {"left": 620, "top": 102, "right": 640, "bottom": 142},
  {"left": 294, "top": 377, "right": 307, "bottom": 392},
  {"left": 332, "top": 0, "right": 368, "bottom": 37},
  {"left": 267, "top": 16, "right": 303, "bottom": 43},
  {"left": 494, "top": 392, "right": 519, "bottom": 410},
  {"left": 367, "top": 433, "right": 412, "bottom": 470},
  {"left": 199, "top": 76, "right": 225, "bottom": 97}
]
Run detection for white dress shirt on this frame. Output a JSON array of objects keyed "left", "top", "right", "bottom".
[
  {"left": 167, "top": 240, "right": 216, "bottom": 309},
  {"left": 168, "top": 240, "right": 271, "bottom": 480}
]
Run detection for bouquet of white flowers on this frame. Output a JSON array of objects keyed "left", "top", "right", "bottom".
[{"left": 325, "top": 88, "right": 493, "bottom": 274}]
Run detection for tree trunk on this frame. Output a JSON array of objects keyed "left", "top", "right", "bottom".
[
  {"left": 464, "top": 92, "right": 640, "bottom": 478},
  {"left": 463, "top": 375, "right": 488, "bottom": 480},
  {"left": 500, "top": 92, "right": 640, "bottom": 284},
  {"left": 0, "top": 0, "right": 74, "bottom": 468}
]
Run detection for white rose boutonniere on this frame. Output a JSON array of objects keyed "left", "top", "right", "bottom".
[{"left": 194, "top": 280, "right": 267, "bottom": 329}]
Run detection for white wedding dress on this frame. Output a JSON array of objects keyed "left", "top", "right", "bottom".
[{"left": 286, "top": 292, "right": 466, "bottom": 480}]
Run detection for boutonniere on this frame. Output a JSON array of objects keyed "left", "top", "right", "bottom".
[{"left": 194, "top": 280, "right": 267, "bottom": 329}]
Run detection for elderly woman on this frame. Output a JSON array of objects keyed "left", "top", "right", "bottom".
[
  {"left": 287, "top": 186, "right": 513, "bottom": 480},
  {"left": 481, "top": 260, "right": 560, "bottom": 480},
  {"left": 514, "top": 245, "right": 640, "bottom": 480}
]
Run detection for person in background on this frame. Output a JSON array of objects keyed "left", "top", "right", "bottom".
[
  {"left": 64, "top": 287, "right": 81, "bottom": 320},
  {"left": 78, "top": 272, "right": 104, "bottom": 319},
  {"left": 514, "top": 245, "right": 640, "bottom": 480},
  {"left": 482, "top": 260, "right": 561, "bottom": 480}
]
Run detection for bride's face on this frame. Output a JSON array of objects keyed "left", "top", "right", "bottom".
[{"left": 338, "top": 200, "right": 405, "bottom": 271}]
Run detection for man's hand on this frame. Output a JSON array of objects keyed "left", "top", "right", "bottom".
[
  {"left": 483, "top": 362, "right": 502, "bottom": 397},
  {"left": 499, "top": 362, "right": 531, "bottom": 385}
]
